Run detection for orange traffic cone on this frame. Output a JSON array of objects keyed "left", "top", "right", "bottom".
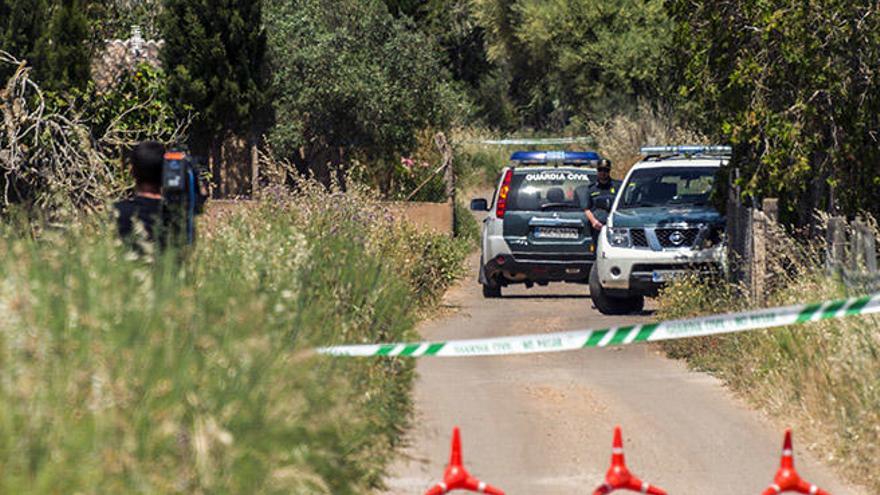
[
  {"left": 761, "top": 429, "right": 831, "bottom": 495},
  {"left": 424, "top": 427, "right": 505, "bottom": 495},
  {"left": 592, "top": 426, "right": 667, "bottom": 495}
]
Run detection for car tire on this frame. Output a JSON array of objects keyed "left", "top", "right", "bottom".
[
  {"left": 589, "top": 265, "right": 644, "bottom": 315},
  {"left": 482, "top": 281, "right": 502, "bottom": 298}
]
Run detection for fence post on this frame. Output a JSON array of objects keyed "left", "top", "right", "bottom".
[
  {"left": 853, "top": 221, "right": 877, "bottom": 273},
  {"left": 827, "top": 216, "right": 846, "bottom": 272},
  {"left": 751, "top": 209, "right": 767, "bottom": 302},
  {"left": 762, "top": 198, "right": 779, "bottom": 223},
  {"left": 726, "top": 170, "right": 747, "bottom": 284},
  {"left": 435, "top": 132, "right": 455, "bottom": 236},
  {"left": 726, "top": 194, "right": 738, "bottom": 281},
  {"left": 865, "top": 226, "right": 878, "bottom": 274},
  {"left": 250, "top": 142, "right": 259, "bottom": 196}
]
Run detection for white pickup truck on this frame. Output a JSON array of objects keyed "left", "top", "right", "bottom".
[{"left": 590, "top": 146, "right": 729, "bottom": 314}]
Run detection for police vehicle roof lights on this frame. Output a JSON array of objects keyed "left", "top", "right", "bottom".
[
  {"left": 639, "top": 145, "right": 732, "bottom": 158},
  {"left": 510, "top": 150, "right": 601, "bottom": 166}
]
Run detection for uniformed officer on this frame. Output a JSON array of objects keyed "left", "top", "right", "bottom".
[{"left": 584, "top": 159, "right": 621, "bottom": 245}]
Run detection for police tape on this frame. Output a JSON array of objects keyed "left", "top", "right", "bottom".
[{"left": 316, "top": 293, "right": 880, "bottom": 358}]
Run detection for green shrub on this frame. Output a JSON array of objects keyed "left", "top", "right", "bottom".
[
  {"left": 0, "top": 181, "right": 469, "bottom": 493},
  {"left": 453, "top": 200, "right": 480, "bottom": 248},
  {"left": 657, "top": 271, "right": 880, "bottom": 491}
]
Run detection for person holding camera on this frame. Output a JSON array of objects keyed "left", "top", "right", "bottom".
[
  {"left": 114, "top": 140, "right": 169, "bottom": 250},
  {"left": 114, "top": 140, "right": 207, "bottom": 251}
]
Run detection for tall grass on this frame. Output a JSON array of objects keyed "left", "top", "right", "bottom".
[
  {"left": 0, "top": 181, "right": 468, "bottom": 493},
  {"left": 587, "top": 103, "right": 706, "bottom": 180},
  {"left": 657, "top": 222, "right": 880, "bottom": 491}
]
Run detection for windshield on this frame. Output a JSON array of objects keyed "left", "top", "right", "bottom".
[
  {"left": 619, "top": 167, "right": 718, "bottom": 209},
  {"left": 506, "top": 169, "right": 596, "bottom": 211}
]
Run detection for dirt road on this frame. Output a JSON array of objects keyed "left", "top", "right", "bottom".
[{"left": 382, "top": 252, "right": 866, "bottom": 494}]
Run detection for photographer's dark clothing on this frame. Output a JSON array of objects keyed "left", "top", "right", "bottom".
[
  {"left": 114, "top": 196, "right": 188, "bottom": 252},
  {"left": 585, "top": 179, "right": 621, "bottom": 244},
  {"left": 114, "top": 196, "right": 163, "bottom": 243}
]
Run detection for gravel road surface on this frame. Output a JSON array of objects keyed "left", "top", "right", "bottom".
[{"left": 382, "top": 251, "right": 867, "bottom": 495}]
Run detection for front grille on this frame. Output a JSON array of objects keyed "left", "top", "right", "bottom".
[
  {"left": 656, "top": 228, "right": 699, "bottom": 248},
  {"left": 512, "top": 252, "right": 592, "bottom": 262},
  {"left": 631, "top": 229, "right": 649, "bottom": 247}
]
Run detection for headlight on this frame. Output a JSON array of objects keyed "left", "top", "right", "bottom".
[{"left": 608, "top": 228, "right": 631, "bottom": 248}]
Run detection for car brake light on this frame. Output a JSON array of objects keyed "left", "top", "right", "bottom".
[{"left": 496, "top": 169, "right": 514, "bottom": 218}]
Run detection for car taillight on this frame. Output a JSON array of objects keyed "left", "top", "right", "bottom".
[{"left": 495, "top": 169, "right": 514, "bottom": 218}]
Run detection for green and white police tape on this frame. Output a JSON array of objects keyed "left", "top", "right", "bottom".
[{"left": 317, "top": 293, "right": 880, "bottom": 358}]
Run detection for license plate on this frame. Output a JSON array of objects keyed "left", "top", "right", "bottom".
[
  {"left": 534, "top": 227, "right": 579, "bottom": 239},
  {"left": 652, "top": 271, "right": 686, "bottom": 283}
]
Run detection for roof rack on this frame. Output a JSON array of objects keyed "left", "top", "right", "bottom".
[
  {"left": 509, "top": 150, "right": 601, "bottom": 167},
  {"left": 640, "top": 145, "right": 732, "bottom": 160}
]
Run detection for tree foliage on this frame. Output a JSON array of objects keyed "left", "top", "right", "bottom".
[
  {"left": 0, "top": 53, "right": 184, "bottom": 216},
  {"left": 264, "top": 0, "right": 459, "bottom": 187},
  {"left": 160, "top": 0, "right": 267, "bottom": 153},
  {"left": 0, "top": 0, "right": 50, "bottom": 79},
  {"left": 472, "top": 0, "right": 672, "bottom": 129},
  {"left": 671, "top": 0, "right": 880, "bottom": 222},
  {"left": 87, "top": 0, "right": 165, "bottom": 40},
  {"left": 33, "top": 0, "right": 91, "bottom": 92},
  {"left": 1, "top": 0, "right": 91, "bottom": 92}
]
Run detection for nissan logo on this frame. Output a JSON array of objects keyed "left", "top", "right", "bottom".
[{"left": 669, "top": 231, "right": 685, "bottom": 245}]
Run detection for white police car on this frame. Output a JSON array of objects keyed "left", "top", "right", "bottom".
[
  {"left": 470, "top": 151, "right": 600, "bottom": 298},
  {"left": 590, "top": 146, "right": 729, "bottom": 314}
]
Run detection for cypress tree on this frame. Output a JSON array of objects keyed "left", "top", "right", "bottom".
[
  {"left": 0, "top": 0, "right": 51, "bottom": 79},
  {"left": 31, "top": 0, "right": 91, "bottom": 91},
  {"left": 160, "top": 0, "right": 267, "bottom": 159}
]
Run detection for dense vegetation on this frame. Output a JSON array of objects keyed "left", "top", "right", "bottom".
[
  {"left": 658, "top": 232, "right": 880, "bottom": 492},
  {"left": 3, "top": 0, "right": 880, "bottom": 490},
  {"left": 4, "top": 0, "right": 879, "bottom": 219},
  {"left": 671, "top": 0, "right": 880, "bottom": 223},
  {"left": 0, "top": 181, "right": 468, "bottom": 493}
]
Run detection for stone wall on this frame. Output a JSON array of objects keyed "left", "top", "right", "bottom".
[{"left": 92, "top": 26, "right": 163, "bottom": 92}]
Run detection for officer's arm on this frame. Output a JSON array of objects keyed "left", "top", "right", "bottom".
[
  {"left": 585, "top": 208, "right": 602, "bottom": 229},
  {"left": 584, "top": 193, "right": 602, "bottom": 229}
]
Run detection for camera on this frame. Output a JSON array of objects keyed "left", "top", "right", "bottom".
[{"left": 162, "top": 151, "right": 209, "bottom": 244}]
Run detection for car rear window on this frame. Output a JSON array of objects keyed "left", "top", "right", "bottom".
[{"left": 507, "top": 169, "right": 595, "bottom": 211}]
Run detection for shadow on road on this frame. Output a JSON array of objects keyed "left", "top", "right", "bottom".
[{"left": 500, "top": 294, "right": 590, "bottom": 300}]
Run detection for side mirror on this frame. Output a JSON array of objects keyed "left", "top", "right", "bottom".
[
  {"left": 594, "top": 196, "right": 613, "bottom": 211},
  {"left": 470, "top": 198, "right": 489, "bottom": 212}
]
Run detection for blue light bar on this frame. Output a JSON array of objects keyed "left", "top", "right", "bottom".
[
  {"left": 640, "top": 145, "right": 732, "bottom": 156},
  {"left": 510, "top": 150, "right": 601, "bottom": 165}
]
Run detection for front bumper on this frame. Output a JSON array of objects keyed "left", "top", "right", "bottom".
[{"left": 596, "top": 240, "right": 724, "bottom": 295}]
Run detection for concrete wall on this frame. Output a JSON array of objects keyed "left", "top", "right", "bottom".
[
  {"left": 205, "top": 199, "right": 454, "bottom": 235},
  {"left": 381, "top": 201, "right": 454, "bottom": 235}
]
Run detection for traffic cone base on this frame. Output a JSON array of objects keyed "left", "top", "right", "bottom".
[
  {"left": 591, "top": 426, "right": 667, "bottom": 495},
  {"left": 424, "top": 427, "right": 505, "bottom": 495},
  {"left": 761, "top": 430, "right": 831, "bottom": 495}
]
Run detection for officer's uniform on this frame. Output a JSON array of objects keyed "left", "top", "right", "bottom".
[{"left": 585, "top": 179, "right": 622, "bottom": 245}]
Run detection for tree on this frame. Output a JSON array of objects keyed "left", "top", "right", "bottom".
[
  {"left": 161, "top": 0, "right": 267, "bottom": 195},
  {"left": 87, "top": 0, "right": 164, "bottom": 41},
  {"left": 263, "top": 0, "right": 459, "bottom": 189},
  {"left": 670, "top": 0, "right": 880, "bottom": 223},
  {"left": 473, "top": 0, "right": 673, "bottom": 129},
  {"left": 1, "top": 1, "right": 93, "bottom": 92},
  {"left": 31, "top": 0, "right": 91, "bottom": 92},
  {"left": 0, "top": 0, "right": 50, "bottom": 76}
]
